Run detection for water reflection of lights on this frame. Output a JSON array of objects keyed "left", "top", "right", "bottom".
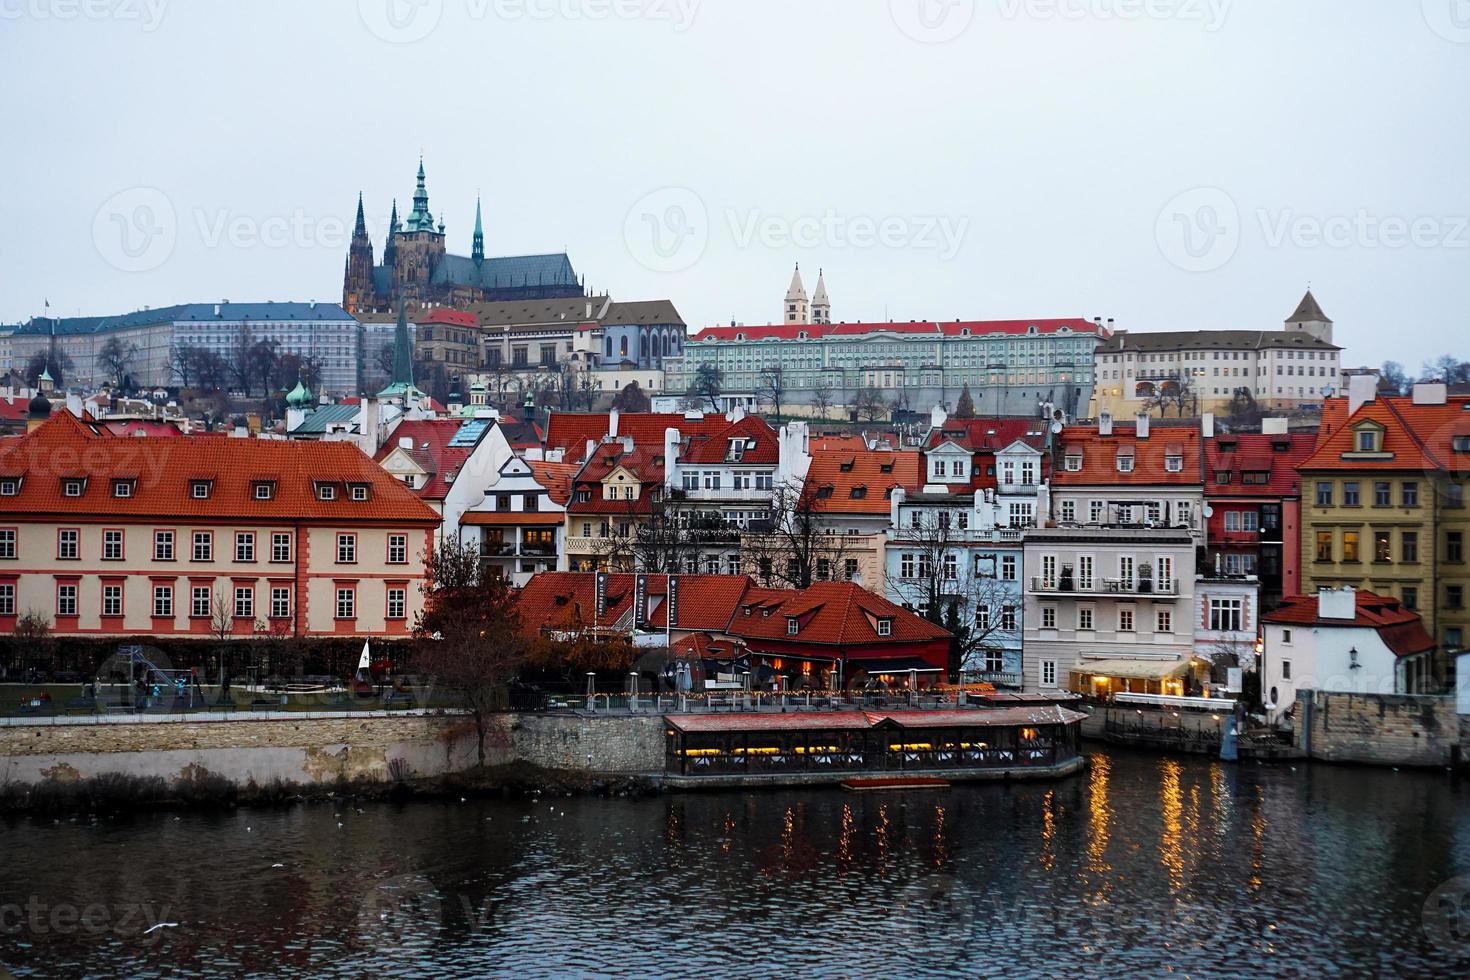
[
  {"left": 1087, "top": 754, "right": 1112, "bottom": 876},
  {"left": 1041, "top": 790, "right": 1056, "bottom": 873},
  {"left": 1160, "top": 759, "right": 1185, "bottom": 893},
  {"left": 838, "top": 803, "right": 854, "bottom": 871},
  {"left": 933, "top": 805, "right": 948, "bottom": 869},
  {"left": 877, "top": 804, "right": 892, "bottom": 874}
]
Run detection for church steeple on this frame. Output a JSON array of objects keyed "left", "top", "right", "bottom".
[
  {"left": 472, "top": 197, "right": 484, "bottom": 266},
  {"left": 811, "top": 268, "right": 831, "bottom": 325},
  {"left": 343, "top": 191, "right": 375, "bottom": 314},
  {"left": 376, "top": 302, "right": 423, "bottom": 401},
  {"left": 354, "top": 193, "right": 366, "bottom": 236},
  {"left": 784, "top": 263, "right": 810, "bottom": 325},
  {"left": 405, "top": 156, "right": 437, "bottom": 234},
  {"left": 383, "top": 198, "right": 399, "bottom": 271}
]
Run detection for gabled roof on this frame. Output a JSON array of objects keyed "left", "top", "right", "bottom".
[
  {"left": 1263, "top": 592, "right": 1435, "bottom": 657},
  {"left": 924, "top": 418, "right": 1046, "bottom": 454},
  {"left": 528, "top": 460, "right": 577, "bottom": 506},
  {"left": 0, "top": 413, "right": 438, "bottom": 523},
  {"left": 1298, "top": 394, "right": 1470, "bottom": 473},
  {"left": 513, "top": 573, "right": 756, "bottom": 637},
  {"left": 600, "top": 300, "right": 685, "bottom": 327},
  {"left": 1052, "top": 423, "right": 1203, "bottom": 487},
  {"left": 679, "top": 414, "right": 779, "bottom": 465},
  {"left": 804, "top": 448, "right": 921, "bottom": 514},
  {"left": 1204, "top": 431, "right": 1317, "bottom": 498},
  {"left": 374, "top": 418, "right": 481, "bottom": 501},
  {"left": 728, "top": 581, "right": 949, "bottom": 647}
]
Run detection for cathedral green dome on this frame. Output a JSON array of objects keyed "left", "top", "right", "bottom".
[{"left": 285, "top": 378, "right": 311, "bottom": 408}]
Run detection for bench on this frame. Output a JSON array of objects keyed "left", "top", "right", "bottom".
[{"left": 250, "top": 698, "right": 285, "bottom": 712}]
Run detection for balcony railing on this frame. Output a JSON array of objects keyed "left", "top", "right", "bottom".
[
  {"left": 1029, "top": 576, "right": 1179, "bottom": 597},
  {"left": 973, "top": 670, "right": 1023, "bottom": 689}
]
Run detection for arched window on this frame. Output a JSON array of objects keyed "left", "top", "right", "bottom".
[{"left": 619, "top": 337, "right": 628, "bottom": 358}]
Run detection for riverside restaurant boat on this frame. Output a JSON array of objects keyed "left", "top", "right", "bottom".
[{"left": 662, "top": 706, "right": 1086, "bottom": 788}]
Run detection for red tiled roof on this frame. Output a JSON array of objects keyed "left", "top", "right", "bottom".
[
  {"left": 924, "top": 418, "right": 1045, "bottom": 453},
  {"left": 671, "top": 632, "right": 747, "bottom": 661},
  {"left": 374, "top": 418, "right": 473, "bottom": 501},
  {"left": 459, "top": 511, "right": 563, "bottom": 527},
  {"left": 1263, "top": 591, "right": 1435, "bottom": 657},
  {"left": 727, "top": 581, "right": 949, "bottom": 646},
  {"left": 513, "top": 573, "right": 757, "bottom": 636},
  {"left": 691, "top": 318, "right": 1103, "bottom": 343},
  {"left": 102, "top": 420, "right": 187, "bottom": 438},
  {"left": 0, "top": 412, "right": 439, "bottom": 523},
  {"left": 1299, "top": 394, "right": 1470, "bottom": 473},
  {"left": 1052, "top": 423, "right": 1202, "bottom": 486},
  {"left": 679, "top": 414, "right": 779, "bottom": 465},
  {"left": 529, "top": 460, "right": 577, "bottom": 506},
  {"left": 1204, "top": 432, "right": 1316, "bottom": 498},
  {"left": 417, "top": 308, "right": 478, "bottom": 327},
  {"left": 804, "top": 449, "right": 921, "bottom": 515}
]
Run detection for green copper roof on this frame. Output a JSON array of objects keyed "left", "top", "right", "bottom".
[
  {"left": 377, "top": 303, "right": 424, "bottom": 401},
  {"left": 286, "top": 377, "right": 311, "bottom": 408},
  {"left": 404, "top": 156, "right": 437, "bottom": 234},
  {"left": 472, "top": 196, "right": 484, "bottom": 265}
]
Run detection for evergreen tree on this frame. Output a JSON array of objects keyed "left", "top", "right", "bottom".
[{"left": 955, "top": 384, "right": 976, "bottom": 418}]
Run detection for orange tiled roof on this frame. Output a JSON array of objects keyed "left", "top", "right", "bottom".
[
  {"left": 1299, "top": 394, "right": 1470, "bottom": 473},
  {"left": 679, "top": 414, "right": 779, "bottom": 465},
  {"left": 1052, "top": 423, "right": 1202, "bottom": 486},
  {"left": 1263, "top": 591, "right": 1435, "bottom": 657},
  {"left": 805, "top": 448, "right": 920, "bottom": 515},
  {"left": 375, "top": 418, "right": 473, "bottom": 501},
  {"left": 728, "top": 580, "right": 949, "bottom": 646},
  {"left": 529, "top": 460, "right": 577, "bottom": 506},
  {"left": 513, "top": 572, "right": 756, "bottom": 636},
  {"left": 0, "top": 412, "right": 439, "bottom": 524},
  {"left": 1204, "top": 431, "right": 1317, "bottom": 498}
]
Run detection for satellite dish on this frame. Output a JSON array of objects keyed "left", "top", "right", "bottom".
[{"left": 1202, "top": 505, "right": 1214, "bottom": 518}]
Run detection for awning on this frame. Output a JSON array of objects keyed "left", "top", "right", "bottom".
[
  {"left": 1072, "top": 658, "right": 1193, "bottom": 681},
  {"left": 847, "top": 657, "right": 945, "bottom": 675}
]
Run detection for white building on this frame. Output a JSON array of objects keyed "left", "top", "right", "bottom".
[
  {"left": 1022, "top": 526, "right": 1198, "bottom": 694},
  {"left": 1259, "top": 587, "right": 1437, "bottom": 722},
  {"left": 1193, "top": 575, "right": 1261, "bottom": 669}
]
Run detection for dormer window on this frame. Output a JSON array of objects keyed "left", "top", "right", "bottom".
[
  {"left": 726, "top": 439, "right": 746, "bottom": 462},
  {"left": 191, "top": 481, "right": 211, "bottom": 500},
  {"left": 1454, "top": 435, "right": 1470, "bottom": 453},
  {"left": 850, "top": 486, "right": 868, "bottom": 499},
  {"left": 62, "top": 479, "right": 86, "bottom": 498},
  {"left": 253, "top": 482, "right": 275, "bottom": 501},
  {"left": 876, "top": 618, "right": 893, "bottom": 637},
  {"left": 1064, "top": 454, "right": 1082, "bottom": 472},
  {"left": 318, "top": 484, "right": 337, "bottom": 501},
  {"left": 112, "top": 480, "right": 135, "bottom": 499},
  {"left": 1116, "top": 452, "right": 1135, "bottom": 474},
  {"left": 0, "top": 478, "right": 18, "bottom": 497},
  {"left": 350, "top": 485, "right": 370, "bottom": 502},
  {"left": 817, "top": 485, "right": 834, "bottom": 499},
  {"left": 1165, "top": 454, "right": 1184, "bottom": 473},
  {"left": 879, "top": 462, "right": 894, "bottom": 474},
  {"left": 1356, "top": 430, "right": 1378, "bottom": 452},
  {"left": 786, "top": 617, "right": 799, "bottom": 636},
  {"left": 839, "top": 459, "right": 855, "bottom": 473}
]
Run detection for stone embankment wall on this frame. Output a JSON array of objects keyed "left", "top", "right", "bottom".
[
  {"left": 1298, "top": 691, "right": 1464, "bottom": 768},
  {"left": 0, "top": 712, "right": 668, "bottom": 789}
]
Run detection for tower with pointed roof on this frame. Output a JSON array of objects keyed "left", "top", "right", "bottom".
[
  {"left": 392, "top": 156, "right": 447, "bottom": 305},
  {"left": 377, "top": 302, "right": 426, "bottom": 403},
  {"left": 472, "top": 197, "right": 484, "bottom": 266},
  {"left": 382, "top": 198, "right": 399, "bottom": 272},
  {"left": 1285, "top": 289, "right": 1333, "bottom": 344},
  {"left": 811, "top": 268, "right": 831, "bottom": 325},
  {"left": 784, "top": 264, "right": 810, "bottom": 325},
  {"left": 343, "top": 192, "right": 376, "bottom": 314}
]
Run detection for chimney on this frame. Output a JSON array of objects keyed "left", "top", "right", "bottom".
[
  {"left": 1412, "top": 382, "right": 1448, "bottom": 406},
  {"left": 213, "top": 304, "right": 221, "bottom": 316},
  {"left": 1348, "top": 374, "right": 1378, "bottom": 415},
  {"left": 608, "top": 408, "right": 619, "bottom": 439},
  {"left": 1261, "top": 417, "right": 1289, "bottom": 435},
  {"left": 1099, "top": 411, "right": 1114, "bottom": 437},
  {"left": 1200, "top": 412, "right": 1215, "bottom": 439},
  {"left": 359, "top": 398, "right": 381, "bottom": 455},
  {"left": 1135, "top": 413, "right": 1151, "bottom": 439},
  {"left": 1317, "top": 586, "right": 1357, "bottom": 621}
]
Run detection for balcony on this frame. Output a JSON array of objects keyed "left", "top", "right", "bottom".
[
  {"left": 972, "top": 670, "right": 1023, "bottom": 689},
  {"left": 1029, "top": 576, "right": 1179, "bottom": 598}
]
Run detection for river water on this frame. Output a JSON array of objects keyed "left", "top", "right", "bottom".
[{"left": 2, "top": 749, "right": 1468, "bottom": 978}]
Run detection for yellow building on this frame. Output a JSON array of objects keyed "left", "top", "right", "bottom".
[{"left": 1297, "top": 384, "right": 1469, "bottom": 669}]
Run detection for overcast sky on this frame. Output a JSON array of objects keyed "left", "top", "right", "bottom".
[{"left": 2, "top": 0, "right": 1467, "bottom": 371}]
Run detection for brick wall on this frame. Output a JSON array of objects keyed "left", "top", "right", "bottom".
[{"left": 1300, "top": 690, "right": 1462, "bottom": 768}]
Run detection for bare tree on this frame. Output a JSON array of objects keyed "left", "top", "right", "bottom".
[
  {"left": 851, "top": 386, "right": 887, "bottom": 423},
  {"left": 812, "top": 378, "right": 834, "bottom": 420},
  {"left": 97, "top": 336, "right": 137, "bottom": 389},
  {"left": 415, "top": 539, "right": 530, "bottom": 768},
  {"left": 1146, "top": 374, "right": 1199, "bottom": 418},
  {"left": 885, "top": 512, "right": 1018, "bottom": 678},
  {"left": 691, "top": 364, "right": 724, "bottom": 412},
  {"left": 741, "top": 479, "right": 854, "bottom": 588},
  {"left": 25, "top": 350, "right": 71, "bottom": 388},
  {"left": 612, "top": 381, "right": 652, "bottom": 413},
  {"left": 757, "top": 366, "right": 786, "bottom": 421}
]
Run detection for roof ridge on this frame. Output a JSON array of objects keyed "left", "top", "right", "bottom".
[{"left": 1381, "top": 396, "right": 1444, "bottom": 471}]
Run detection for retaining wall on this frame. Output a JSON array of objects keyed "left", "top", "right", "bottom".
[{"left": 1299, "top": 690, "right": 1463, "bottom": 768}]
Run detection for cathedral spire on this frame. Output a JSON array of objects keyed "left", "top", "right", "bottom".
[
  {"left": 376, "top": 301, "right": 422, "bottom": 401},
  {"left": 354, "top": 193, "right": 367, "bottom": 236},
  {"left": 406, "top": 156, "right": 436, "bottom": 233},
  {"left": 472, "top": 196, "right": 484, "bottom": 265}
]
